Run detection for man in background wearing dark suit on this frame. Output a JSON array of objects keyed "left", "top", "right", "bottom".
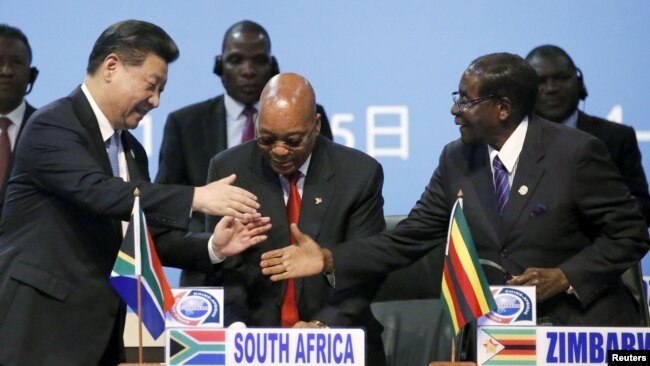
[
  {"left": 526, "top": 45, "right": 650, "bottom": 325},
  {"left": 207, "top": 72, "right": 387, "bottom": 365},
  {"left": 261, "top": 53, "right": 650, "bottom": 338},
  {"left": 157, "top": 20, "right": 333, "bottom": 286},
  {"left": 525, "top": 45, "right": 650, "bottom": 222},
  {"left": 0, "top": 20, "right": 267, "bottom": 366},
  {"left": 0, "top": 24, "right": 38, "bottom": 217}
]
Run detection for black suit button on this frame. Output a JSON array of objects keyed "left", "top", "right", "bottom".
[{"left": 501, "top": 249, "right": 508, "bottom": 258}]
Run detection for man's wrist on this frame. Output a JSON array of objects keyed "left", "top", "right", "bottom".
[
  {"left": 321, "top": 248, "right": 334, "bottom": 274},
  {"left": 208, "top": 234, "right": 226, "bottom": 264}
]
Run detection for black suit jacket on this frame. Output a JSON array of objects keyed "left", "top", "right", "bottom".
[
  {"left": 156, "top": 94, "right": 333, "bottom": 233},
  {"left": 0, "top": 87, "right": 212, "bottom": 366},
  {"left": 0, "top": 102, "right": 36, "bottom": 216},
  {"left": 576, "top": 111, "right": 650, "bottom": 223},
  {"left": 206, "top": 136, "right": 386, "bottom": 364},
  {"left": 331, "top": 117, "right": 649, "bottom": 326}
]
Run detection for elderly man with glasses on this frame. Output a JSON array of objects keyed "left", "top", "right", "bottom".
[
  {"left": 261, "top": 54, "right": 650, "bottom": 361},
  {"left": 204, "top": 72, "right": 388, "bottom": 366}
]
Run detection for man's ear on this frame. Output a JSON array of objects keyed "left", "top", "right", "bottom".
[
  {"left": 498, "top": 97, "right": 512, "bottom": 121},
  {"left": 315, "top": 113, "right": 322, "bottom": 134},
  {"left": 103, "top": 54, "right": 120, "bottom": 81}
]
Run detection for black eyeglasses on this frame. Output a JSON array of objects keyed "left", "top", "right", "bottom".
[
  {"left": 256, "top": 123, "right": 318, "bottom": 150},
  {"left": 452, "top": 92, "right": 497, "bottom": 112}
]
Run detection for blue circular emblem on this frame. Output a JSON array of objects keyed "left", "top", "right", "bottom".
[
  {"left": 178, "top": 296, "right": 211, "bottom": 319},
  {"left": 494, "top": 294, "right": 522, "bottom": 316}
]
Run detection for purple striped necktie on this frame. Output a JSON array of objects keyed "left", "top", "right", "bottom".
[{"left": 493, "top": 155, "right": 510, "bottom": 214}]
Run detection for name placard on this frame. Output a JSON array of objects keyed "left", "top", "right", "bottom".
[
  {"left": 477, "top": 326, "right": 650, "bottom": 365},
  {"left": 166, "top": 328, "right": 366, "bottom": 366}
]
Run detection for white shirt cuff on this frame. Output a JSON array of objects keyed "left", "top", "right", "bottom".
[{"left": 208, "top": 234, "right": 226, "bottom": 264}]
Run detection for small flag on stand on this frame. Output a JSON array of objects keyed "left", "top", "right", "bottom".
[
  {"left": 110, "top": 191, "right": 174, "bottom": 339},
  {"left": 441, "top": 196, "right": 497, "bottom": 335}
]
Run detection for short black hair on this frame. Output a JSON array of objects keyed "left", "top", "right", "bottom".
[
  {"left": 222, "top": 20, "right": 271, "bottom": 52},
  {"left": 525, "top": 44, "right": 578, "bottom": 72},
  {"left": 468, "top": 52, "right": 539, "bottom": 117},
  {"left": 0, "top": 24, "right": 33, "bottom": 62},
  {"left": 86, "top": 19, "right": 179, "bottom": 75}
]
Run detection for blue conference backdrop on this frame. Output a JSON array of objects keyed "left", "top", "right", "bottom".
[{"left": 6, "top": 0, "right": 650, "bottom": 284}]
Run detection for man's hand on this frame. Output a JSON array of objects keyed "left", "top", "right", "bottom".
[
  {"left": 211, "top": 215, "right": 272, "bottom": 258},
  {"left": 193, "top": 174, "right": 260, "bottom": 219},
  {"left": 293, "top": 320, "right": 328, "bottom": 329},
  {"left": 260, "top": 224, "right": 325, "bottom": 281},
  {"left": 506, "top": 267, "right": 570, "bottom": 301}
]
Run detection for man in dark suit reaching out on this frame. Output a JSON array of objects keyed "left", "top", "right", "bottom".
[
  {"left": 206, "top": 72, "right": 387, "bottom": 365},
  {"left": 0, "top": 20, "right": 268, "bottom": 366},
  {"left": 261, "top": 53, "right": 650, "bottom": 331},
  {"left": 156, "top": 20, "right": 333, "bottom": 285}
]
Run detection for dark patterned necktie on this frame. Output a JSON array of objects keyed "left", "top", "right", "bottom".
[
  {"left": 0, "top": 117, "right": 13, "bottom": 186},
  {"left": 241, "top": 105, "right": 257, "bottom": 143},
  {"left": 493, "top": 155, "right": 510, "bottom": 214}
]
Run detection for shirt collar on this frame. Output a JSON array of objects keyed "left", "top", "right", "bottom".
[
  {"left": 560, "top": 109, "right": 579, "bottom": 128},
  {"left": 224, "top": 93, "right": 259, "bottom": 120},
  {"left": 81, "top": 83, "right": 118, "bottom": 142},
  {"left": 1, "top": 100, "right": 26, "bottom": 126},
  {"left": 488, "top": 116, "right": 529, "bottom": 172}
]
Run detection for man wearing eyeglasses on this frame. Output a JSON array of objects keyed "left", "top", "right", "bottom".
[
  {"left": 205, "top": 72, "right": 387, "bottom": 365},
  {"left": 260, "top": 54, "right": 649, "bottom": 346}
]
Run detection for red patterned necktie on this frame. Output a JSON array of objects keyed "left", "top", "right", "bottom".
[
  {"left": 0, "top": 117, "right": 12, "bottom": 186},
  {"left": 241, "top": 105, "right": 257, "bottom": 143},
  {"left": 281, "top": 172, "right": 301, "bottom": 327}
]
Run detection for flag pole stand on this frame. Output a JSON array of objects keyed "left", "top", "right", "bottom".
[
  {"left": 428, "top": 333, "right": 476, "bottom": 366},
  {"left": 137, "top": 274, "right": 143, "bottom": 366}
]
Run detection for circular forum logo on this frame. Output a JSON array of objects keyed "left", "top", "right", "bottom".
[
  {"left": 485, "top": 287, "right": 533, "bottom": 324},
  {"left": 169, "top": 290, "right": 220, "bottom": 326}
]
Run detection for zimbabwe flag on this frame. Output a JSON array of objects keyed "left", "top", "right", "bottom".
[{"left": 441, "top": 197, "right": 497, "bottom": 335}]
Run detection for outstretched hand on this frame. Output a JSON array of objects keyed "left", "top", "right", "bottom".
[
  {"left": 211, "top": 215, "right": 272, "bottom": 258},
  {"left": 193, "top": 174, "right": 260, "bottom": 219},
  {"left": 260, "top": 224, "right": 325, "bottom": 281}
]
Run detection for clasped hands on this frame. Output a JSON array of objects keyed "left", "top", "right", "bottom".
[{"left": 506, "top": 267, "right": 572, "bottom": 301}]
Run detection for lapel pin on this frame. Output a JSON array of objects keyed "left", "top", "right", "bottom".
[
  {"left": 314, "top": 197, "right": 323, "bottom": 205},
  {"left": 518, "top": 185, "right": 528, "bottom": 196}
]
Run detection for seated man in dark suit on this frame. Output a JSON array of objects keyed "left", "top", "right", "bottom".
[
  {"left": 525, "top": 44, "right": 650, "bottom": 222},
  {"left": 261, "top": 53, "right": 650, "bottom": 334},
  {"left": 0, "top": 24, "right": 39, "bottom": 217},
  {"left": 206, "top": 72, "right": 387, "bottom": 365},
  {"left": 156, "top": 20, "right": 333, "bottom": 286}
]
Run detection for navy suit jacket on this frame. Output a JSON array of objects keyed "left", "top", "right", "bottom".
[
  {"left": 331, "top": 117, "right": 649, "bottom": 326},
  {"left": 0, "top": 87, "right": 211, "bottom": 365},
  {"left": 205, "top": 136, "right": 386, "bottom": 363}
]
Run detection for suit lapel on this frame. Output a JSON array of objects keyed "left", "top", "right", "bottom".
[
  {"left": 122, "top": 132, "right": 146, "bottom": 182},
  {"left": 465, "top": 144, "right": 502, "bottom": 241},
  {"left": 70, "top": 87, "right": 113, "bottom": 177},
  {"left": 294, "top": 138, "right": 333, "bottom": 301},
  {"left": 500, "top": 117, "right": 545, "bottom": 239},
  {"left": 250, "top": 154, "right": 291, "bottom": 306},
  {"left": 204, "top": 96, "right": 228, "bottom": 155}
]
